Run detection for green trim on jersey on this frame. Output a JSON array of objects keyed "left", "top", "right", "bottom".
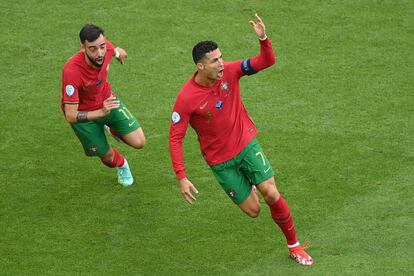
[
  {"left": 71, "top": 99, "right": 140, "bottom": 157},
  {"left": 210, "top": 138, "right": 275, "bottom": 205}
]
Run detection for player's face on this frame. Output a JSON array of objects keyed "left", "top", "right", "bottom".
[
  {"left": 82, "top": 34, "right": 106, "bottom": 68},
  {"left": 202, "top": 48, "right": 224, "bottom": 81}
]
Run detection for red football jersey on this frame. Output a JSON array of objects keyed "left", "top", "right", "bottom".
[
  {"left": 169, "top": 38, "right": 276, "bottom": 180},
  {"left": 61, "top": 40, "right": 116, "bottom": 112}
]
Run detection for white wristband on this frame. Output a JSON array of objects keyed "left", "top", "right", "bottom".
[
  {"left": 259, "top": 35, "right": 268, "bottom": 41},
  {"left": 114, "top": 48, "right": 120, "bottom": 58}
]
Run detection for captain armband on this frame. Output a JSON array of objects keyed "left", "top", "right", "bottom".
[
  {"left": 76, "top": 111, "right": 89, "bottom": 122},
  {"left": 241, "top": 59, "right": 258, "bottom": 76}
]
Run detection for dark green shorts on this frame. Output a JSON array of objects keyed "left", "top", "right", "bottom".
[
  {"left": 71, "top": 100, "right": 140, "bottom": 157},
  {"left": 210, "top": 138, "right": 275, "bottom": 205}
]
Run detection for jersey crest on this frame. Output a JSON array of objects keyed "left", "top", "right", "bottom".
[{"left": 220, "top": 81, "right": 231, "bottom": 97}]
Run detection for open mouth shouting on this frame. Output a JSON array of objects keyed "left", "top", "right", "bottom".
[{"left": 218, "top": 68, "right": 224, "bottom": 78}]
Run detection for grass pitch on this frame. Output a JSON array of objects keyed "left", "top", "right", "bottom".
[{"left": 0, "top": 0, "right": 413, "bottom": 275}]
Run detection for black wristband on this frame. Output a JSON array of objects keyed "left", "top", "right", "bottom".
[{"left": 76, "top": 111, "right": 89, "bottom": 122}]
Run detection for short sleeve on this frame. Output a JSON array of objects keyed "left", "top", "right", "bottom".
[{"left": 62, "top": 68, "right": 81, "bottom": 104}]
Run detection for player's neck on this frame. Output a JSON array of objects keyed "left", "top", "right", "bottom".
[{"left": 194, "top": 72, "right": 217, "bottom": 87}]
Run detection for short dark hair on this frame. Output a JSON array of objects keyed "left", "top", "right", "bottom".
[
  {"left": 79, "top": 24, "right": 104, "bottom": 43},
  {"left": 192, "top": 41, "right": 218, "bottom": 64}
]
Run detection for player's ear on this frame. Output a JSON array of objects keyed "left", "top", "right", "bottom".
[
  {"left": 80, "top": 42, "right": 85, "bottom": 52},
  {"left": 196, "top": 62, "right": 204, "bottom": 70}
]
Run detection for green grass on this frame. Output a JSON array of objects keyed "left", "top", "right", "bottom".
[{"left": 0, "top": 0, "right": 413, "bottom": 275}]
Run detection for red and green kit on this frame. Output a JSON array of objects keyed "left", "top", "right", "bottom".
[
  {"left": 169, "top": 38, "right": 276, "bottom": 181},
  {"left": 61, "top": 40, "right": 139, "bottom": 157}
]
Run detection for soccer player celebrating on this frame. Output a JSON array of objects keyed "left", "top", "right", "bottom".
[
  {"left": 61, "top": 24, "right": 145, "bottom": 186},
  {"left": 169, "top": 14, "right": 313, "bottom": 265}
]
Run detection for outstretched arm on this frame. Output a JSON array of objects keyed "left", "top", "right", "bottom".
[{"left": 241, "top": 14, "right": 276, "bottom": 75}]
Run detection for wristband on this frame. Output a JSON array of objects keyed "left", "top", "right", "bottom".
[
  {"left": 76, "top": 111, "right": 89, "bottom": 122},
  {"left": 259, "top": 35, "right": 268, "bottom": 41},
  {"left": 114, "top": 48, "right": 120, "bottom": 58}
]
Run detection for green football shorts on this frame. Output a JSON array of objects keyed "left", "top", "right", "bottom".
[
  {"left": 210, "top": 138, "right": 275, "bottom": 205},
  {"left": 71, "top": 99, "right": 140, "bottom": 157}
]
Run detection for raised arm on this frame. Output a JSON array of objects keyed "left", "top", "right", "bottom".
[{"left": 241, "top": 14, "right": 276, "bottom": 75}]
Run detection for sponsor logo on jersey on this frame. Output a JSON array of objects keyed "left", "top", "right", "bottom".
[
  {"left": 171, "top": 112, "right": 181, "bottom": 124},
  {"left": 65, "top": 85, "right": 75, "bottom": 97}
]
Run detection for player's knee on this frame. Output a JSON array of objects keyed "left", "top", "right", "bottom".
[
  {"left": 127, "top": 135, "right": 147, "bottom": 149},
  {"left": 258, "top": 178, "right": 280, "bottom": 205},
  {"left": 131, "top": 136, "right": 146, "bottom": 149},
  {"left": 264, "top": 191, "right": 280, "bottom": 205},
  {"left": 125, "top": 128, "right": 146, "bottom": 149},
  {"left": 246, "top": 205, "right": 261, "bottom": 218}
]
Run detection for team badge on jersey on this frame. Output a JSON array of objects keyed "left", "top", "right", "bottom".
[
  {"left": 220, "top": 81, "right": 231, "bottom": 96},
  {"left": 171, "top": 112, "right": 181, "bottom": 124},
  {"left": 65, "top": 85, "right": 75, "bottom": 97},
  {"left": 86, "top": 145, "right": 99, "bottom": 156},
  {"left": 221, "top": 81, "right": 229, "bottom": 91},
  {"left": 227, "top": 189, "right": 237, "bottom": 199},
  {"left": 216, "top": 100, "right": 223, "bottom": 110}
]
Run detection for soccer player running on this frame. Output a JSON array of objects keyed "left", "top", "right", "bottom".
[
  {"left": 169, "top": 14, "right": 313, "bottom": 265},
  {"left": 61, "top": 24, "right": 145, "bottom": 187}
]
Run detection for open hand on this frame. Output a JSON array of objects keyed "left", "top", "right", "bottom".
[
  {"left": 180, "top": 178, "right": 199, "bottom": 204},
  {"left": 249, "top": 13, "right": 267, "bottom": 40},
  {"left": 102, "top": 95, "right": 120, "bottom": 115}
]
